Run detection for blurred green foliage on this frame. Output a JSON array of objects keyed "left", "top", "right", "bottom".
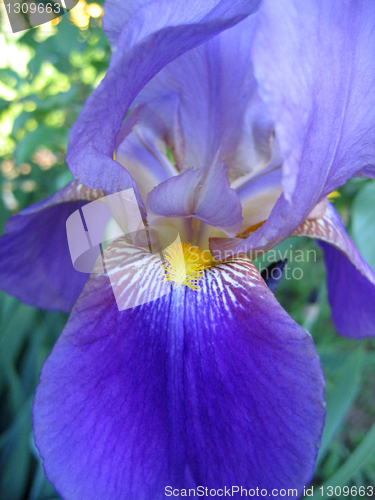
[
  {"left": 0, "top": 2, "right": 109, "bottom": 498},
  {"left": 0, "top": 3, "right": 375, "bottom": 499},
  {"left": 0, "top": 0, "right": 109, "bottom": 221}
]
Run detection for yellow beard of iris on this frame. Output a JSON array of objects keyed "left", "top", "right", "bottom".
[{"left": 160, "top": 242, "right": 213, "bottom": 292}]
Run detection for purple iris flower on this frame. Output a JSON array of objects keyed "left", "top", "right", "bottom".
[{"left": 1, "top": 0, "right": 375, "bottom": 498}]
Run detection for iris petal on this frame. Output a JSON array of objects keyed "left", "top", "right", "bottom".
[
  {"left": 66, "top": 0, "right": 261, "bottom": 194},
  {"left": 147, "top": 154, "right": 243, "bottom": 236},
  {"left": 34, "top": 241, "right": 325, "bottom": 499},
  {"left": 237, "top": 0, "right": 375, "bottom": 252},
  {"left": 0, "top": 181, "right": 103, "bottom": 312},
  {"left": 319, "top": 243, "right": 375, "bottom": 339},
  {"left": 115, "top": 105, "right": 178, "bottom": 204},
  {"left": 103, "top": 0, "right": 153, "bottom": 47},
  {"left": 234, "top": 166, "right": 282, "bottom": 233},
  {"left": 132, "top": 15, "right": 274, "bottom": 180},
  {"left": 293, "top": 202, "right": 375, "bottom": 338}
]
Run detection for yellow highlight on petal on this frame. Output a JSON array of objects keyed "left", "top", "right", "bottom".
[
  {"left": 160, "top": 242, "right": 213, "bottom": 291},
  {"left": 237, "top": 220, "right": 266, "bottom": 239},
  {"left": 328, "top": 190, "right": 340, "bottom": 200}
]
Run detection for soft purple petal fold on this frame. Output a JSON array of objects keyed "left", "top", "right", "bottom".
[
  {"left": 319, "top": 242, "right": 375, "bottom": 338},
  {"left": 132, "top": 14, "right": 274, "bottom": 180},
  {"left": 147, "top": 155, "right": 243, "bottom": 236},
  {"left": 208, "top": 165, "right": 282, "bottom": 258},
  {"left": 0, "top": 181, "right": 103, "bottom": 312},
  {"left": 292, "top": 203, "right": 375, "bottom": 338},
  {"left": 115, "top": 105, "right": 177, "bottom": 203},
  {"left": 209, "top": 236, "right": 242, "bottom": 261},
  {"left": 356, "top": 165, "right": 375, "bottom": 179},
  {"left": 234, "top": 165, "right": 282, "bottom": 233},
  {"left": 102, "top": 0, "right": 151, "bottom": 47},
  {"left": 66, "top": 0, "right": 261, "bottom": 195},
  {"left": 34, "top": 241, "right": 325, "bottom": 499},
  {"left": 237, "top": 0, "right": 375, "bottom": 253}
]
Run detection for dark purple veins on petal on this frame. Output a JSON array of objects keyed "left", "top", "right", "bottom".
[{"left": 33, "top": 244, "right": 325, "bottom": 499}]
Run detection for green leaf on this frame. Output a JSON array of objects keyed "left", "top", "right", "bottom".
[
  {"left": 315, "top": 349, "right": 363, "bottom": 468},
  {"left": 313, "top": 421, "right": 375, "bottom": 499},
  {"left": 12, "top": 112, "right": 31, "bottom": 134},
  {"left": 52, "top": 17, "right": 84, "bottom": 56},
  {"left": 14, "top": 125, "right": 57, "bottom": 164},
  {"left": 0, "top": 303, "right": 37, "bottom": 362},
  {"left": 351, "top": 181, "right": 375, "bottom": 270},
  {"left": 0, "top": 399, "right": 32, "bottom": 500},
  {"left": 28, "top": 462, "right": 61, "bottom": 500}
]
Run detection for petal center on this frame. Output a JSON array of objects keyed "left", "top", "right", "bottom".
[{"left": 160, "top": 241, "right": 213, "bottom": 291}]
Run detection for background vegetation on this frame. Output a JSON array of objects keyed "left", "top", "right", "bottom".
[{"left": 1, "top": 2, "right": 375, "bottom": 498}]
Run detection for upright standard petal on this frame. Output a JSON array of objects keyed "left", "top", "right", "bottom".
[
  {"left": 0, "top": 181, "right": 103, "bottom": 312},
  {"left": 132, "top": 14, "right": 275, "bottom": 181},
  {"left": 66, "top": 0, "right": 261, "bottom": 195},
  {"left": 34, "top": 241, "right": 325, "bottom": 499},
  {"left": 114, "top": 105, "right": 178, "bottom": 204},
  {"left": 102, "top": 0, "right": 152, "bottom": 47},
  {"left": 293, "top": 203, "right": 375, "bottom": 338},
  {"left": 234, "top": 165, "right": 282, "bottom": 234},
  {"left": 238, "top": 0, "right": 375, "bottom": 252}
]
